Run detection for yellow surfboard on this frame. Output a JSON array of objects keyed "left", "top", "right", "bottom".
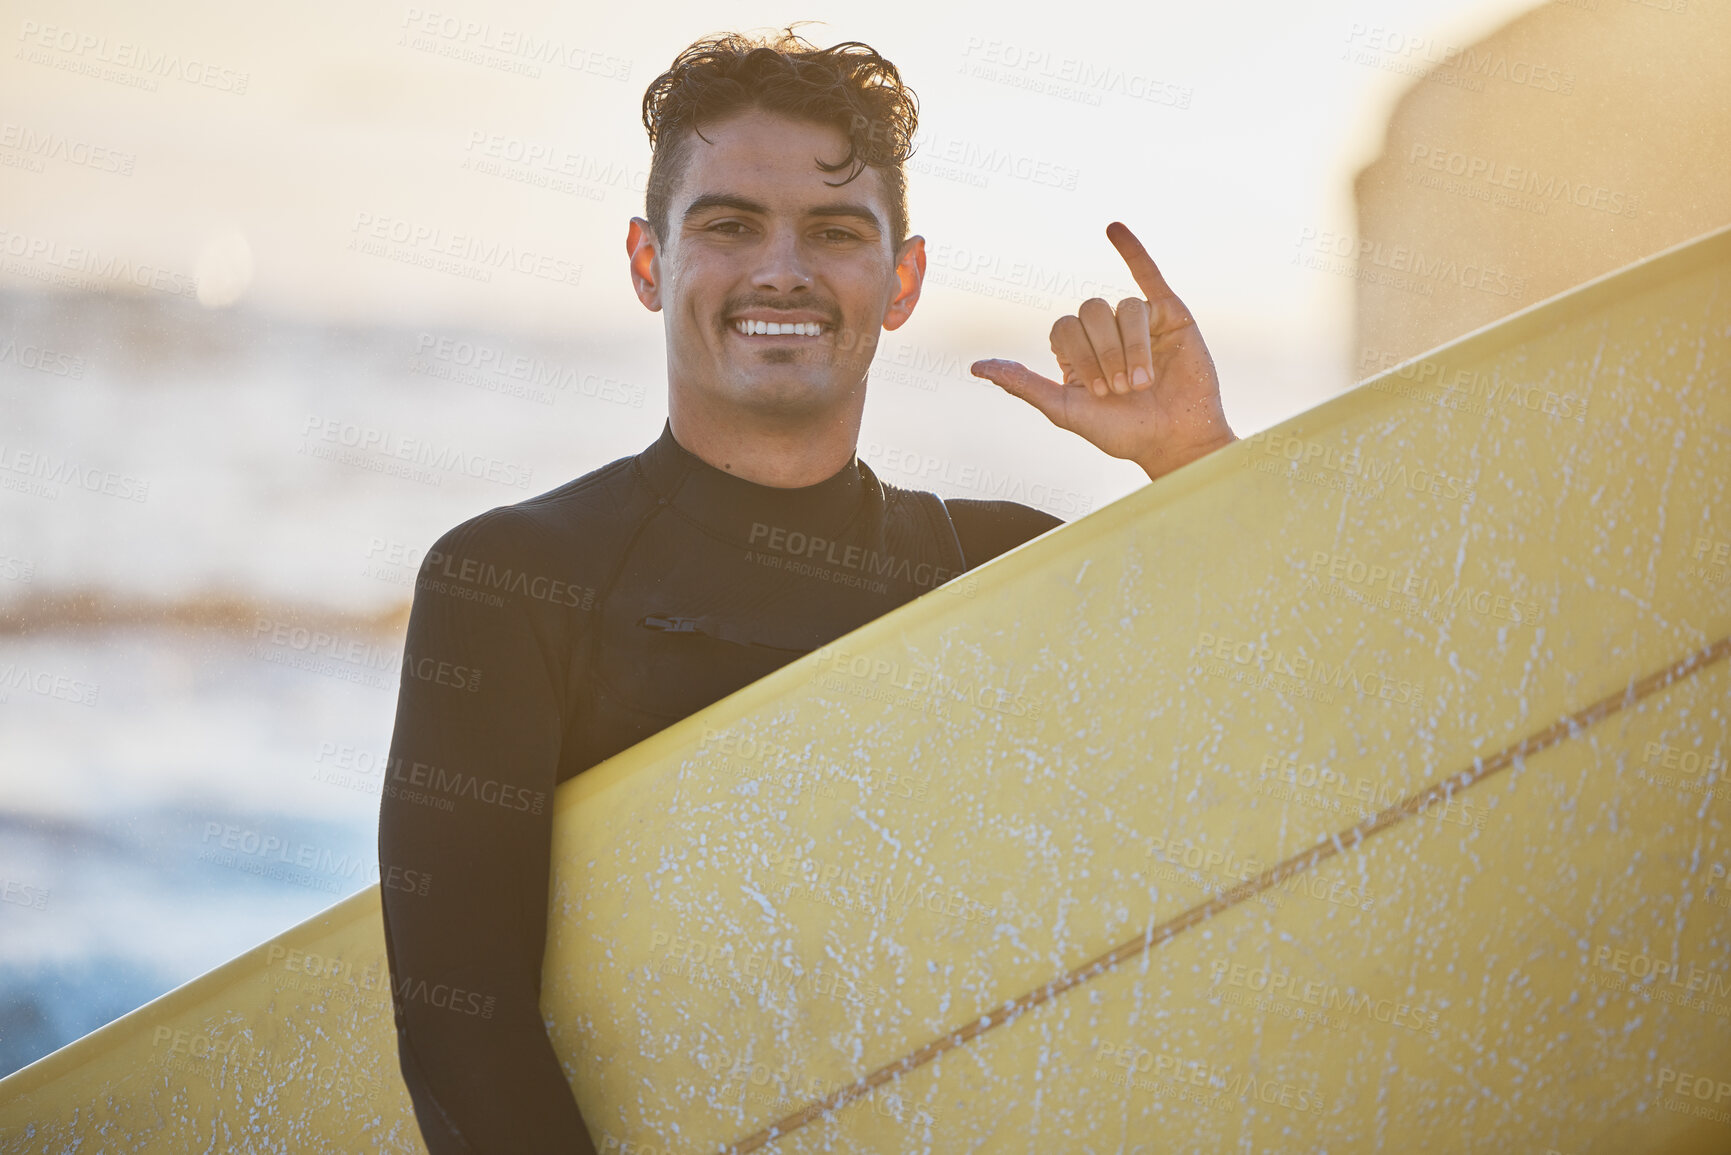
[{"left": 3, "top": 226, "right": 1729, "bottom": 1155}]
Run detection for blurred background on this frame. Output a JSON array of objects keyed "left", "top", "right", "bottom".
[{"left": 2, "top": 0, "right": 1726, "bottom": 1077}]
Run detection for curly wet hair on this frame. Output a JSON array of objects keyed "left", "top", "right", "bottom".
[{"left": 640, "top": 26, "right": 919, "bottom": 254}]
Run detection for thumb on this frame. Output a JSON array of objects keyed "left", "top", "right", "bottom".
[{"left": 971, "top": 359, "right": 1069, "bottom": 427}]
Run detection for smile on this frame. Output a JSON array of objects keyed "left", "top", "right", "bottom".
[{"left": 731, "top": 319, "right": 829, "bottom": 337}]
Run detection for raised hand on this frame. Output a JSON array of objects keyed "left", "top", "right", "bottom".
[{"left": 971, "top": 221, "right": 1236, "bottom": 483}]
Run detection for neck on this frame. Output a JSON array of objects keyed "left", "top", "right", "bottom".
[{"left": 667, "top": 392, "right": 862, "bottom": 489}]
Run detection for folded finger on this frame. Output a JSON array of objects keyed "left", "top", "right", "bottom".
[
  {"left": 1051, "top": 314, "right": 1108, "bottom": 397},
  {"left": 1115, "top": 297, "right": 1153, "bottom": 389},
  {"left": 1077, "top": 297, "right": 1129, "bottom": 394}
]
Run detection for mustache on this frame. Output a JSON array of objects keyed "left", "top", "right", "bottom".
[{"left": 723, "top": 301, "right": 840, "bottom": 323}]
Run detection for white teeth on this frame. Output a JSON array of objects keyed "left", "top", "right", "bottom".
[{"left": 734, "top": 320, "right": 823, "bottom": 336}]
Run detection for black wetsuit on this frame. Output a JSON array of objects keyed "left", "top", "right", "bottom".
[{"left": 377, "top": 419, "right": 1061, "bottom": 1153}]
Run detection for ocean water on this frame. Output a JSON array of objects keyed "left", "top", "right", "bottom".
[
  {"left": 0, "top": 625, "right": 393, "bottom": 1077},
  {"left": 1, "top": 289, "right": 668, "bottom": 1076}
]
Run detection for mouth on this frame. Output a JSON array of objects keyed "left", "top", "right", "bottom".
[{"left": 728, "top": 317, "right": 833, "bottom": 340}]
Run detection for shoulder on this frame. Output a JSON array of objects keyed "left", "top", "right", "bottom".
[
  {"left": 942, "top": 498, "right": 1064, "bottom": 570},
  {"left": 415, "top": 452, "right": 647, "bottom": 619},
  {"left": 428, "top": 452, "right": 640, "bottom": 562}
]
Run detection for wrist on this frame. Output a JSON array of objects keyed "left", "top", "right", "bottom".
[{"left": 1137, "top": 427, "right": 1237, "bottom": 482}]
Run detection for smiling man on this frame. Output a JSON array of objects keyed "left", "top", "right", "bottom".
[{"left": 378, "top": 28, "right": 1236, "bottom": 1154}]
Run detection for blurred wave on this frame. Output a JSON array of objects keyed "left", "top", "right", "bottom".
[{"left": 0, "top": 589, "right": 409, "bottom": 637}]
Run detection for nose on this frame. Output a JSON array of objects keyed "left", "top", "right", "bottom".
[{"left": 750, "top": 225, "right": 815, "bottom": 295}]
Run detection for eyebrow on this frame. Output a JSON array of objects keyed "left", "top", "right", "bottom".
[{"left": 681, "top": 193, "right": 883, "bottom": 231}]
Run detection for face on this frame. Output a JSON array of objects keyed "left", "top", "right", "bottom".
[{"left": 627, "top": 110, "right": 925, "bottom": 423}]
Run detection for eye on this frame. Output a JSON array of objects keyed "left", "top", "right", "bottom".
[
  {"left": 818, "top": 227, "right": 858, "bottom": 242},
  {"left": 708, "top": 220, "right": 749, "bottom": 234}
]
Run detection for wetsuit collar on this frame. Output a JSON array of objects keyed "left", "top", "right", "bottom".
[{"left": 634, "top": 419, "right": 867, "bottom": 540}]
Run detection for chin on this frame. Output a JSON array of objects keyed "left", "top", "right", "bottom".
[{"left": 727, "top": 380, "right": 839, "bottom": 417}]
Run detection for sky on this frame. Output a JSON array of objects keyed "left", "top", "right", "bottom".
[{"left": 2, "top": 0, "right": 1548, "bottom": 495}]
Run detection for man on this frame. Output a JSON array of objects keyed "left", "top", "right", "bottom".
[{"left": 378, "top": 28, "right": 1236, "bottom": 1154}]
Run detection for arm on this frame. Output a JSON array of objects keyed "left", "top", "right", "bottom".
[
  {"left": 971, "top": 221, "right": 1238, "bottom": 483},
  {"left": 378, "top": 508, "right": 597, "bottom": 1155}
]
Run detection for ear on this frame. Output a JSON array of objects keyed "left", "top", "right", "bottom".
[
  {"left": 626, "top": 217, "right": 663, "bottom": 312},
  {"left": 881, "top": 234, "right": 925, "bottom": 332}
]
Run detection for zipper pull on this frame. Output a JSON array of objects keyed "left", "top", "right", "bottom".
[{"left": 641, "top": 614, "right": 701, "bottom": 633}]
